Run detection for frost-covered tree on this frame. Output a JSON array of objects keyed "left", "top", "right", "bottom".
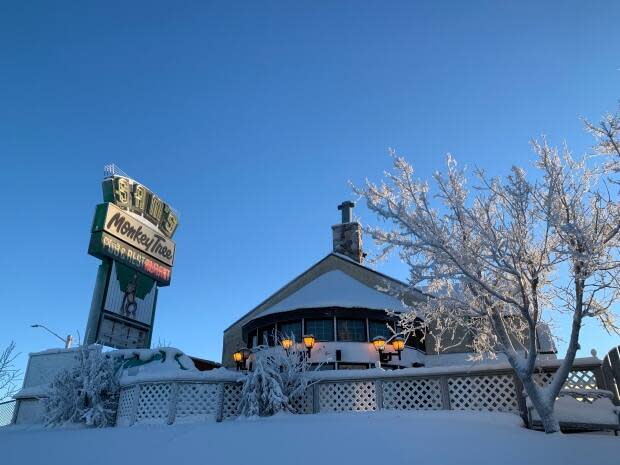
[
  {"left": 44, "top": 345, "right": 120, "bottom": 427},
  {"left": 0, "top": 341, "right": 20, "bottom": 402},
  {"left": 354, "top": 105, "right": 620, "bottom": 433},
  {"left": 238, "top": 339, "right": 320, "bottom": 417}
]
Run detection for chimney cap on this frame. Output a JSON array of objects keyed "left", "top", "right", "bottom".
[{"left": 337, "top": 200, "right": 355, "bottom": 223}]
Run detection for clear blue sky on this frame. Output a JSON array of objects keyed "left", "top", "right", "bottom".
[{"left": 0, "top": 2, "right": 618, "bottom": 376}]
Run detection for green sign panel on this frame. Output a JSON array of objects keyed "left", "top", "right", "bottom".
[
  {"left": 85, "top": 167, "right": 179, "bottom": 349},
  {"left": 88, "top": 230, "right": 172, "bottom": 286}
]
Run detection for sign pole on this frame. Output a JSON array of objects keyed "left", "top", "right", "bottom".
[{"left": 84, "top": 259, "right": 112, "bottom": 345}]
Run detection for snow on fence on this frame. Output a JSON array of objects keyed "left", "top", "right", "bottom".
[
  {"left": 0, "top": 400, "right": 16, "bottom": 427},
  {"left": 117, "top": 358, "right": 605, "bottom": 426}
]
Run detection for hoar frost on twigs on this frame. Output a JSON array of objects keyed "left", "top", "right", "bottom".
[
  {"left": 44, "top": 345, "right": 120, "bottom": 428},
  {"left": 238, "top": 338, "right": 322, "bottom": 417},
  {"left": 0, "top": 341, "right": 20, "bottom": 402},
  {"left": 354, "top": 103, "right": 620, "bottom": 433}
]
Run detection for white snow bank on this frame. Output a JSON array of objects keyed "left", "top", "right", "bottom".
[
  {"left": 306, "top": 357, "right": 601, "bottom": 381},
  {"left": 117, "top": 347, "right": 243, "bottom": 385},
  {"left": 530, "top": 396, "right": 620, "bottom": 425},
  {"left": 1, "top": 410, "right": 617, "bottom": 465},
  {"left": 256, "top": 270, "right": 408, "bottom": 317},
  {"left": 120, "top": 366, "right": 243, "bottom": 386}
]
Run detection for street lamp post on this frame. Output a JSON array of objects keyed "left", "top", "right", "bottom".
[{"left": 31, "top": 324, "right": 73, "bottom": 349}]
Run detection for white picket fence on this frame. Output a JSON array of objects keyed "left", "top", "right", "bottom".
[{"left": 116, "top": 359, "right": 603, "bottom": 426}]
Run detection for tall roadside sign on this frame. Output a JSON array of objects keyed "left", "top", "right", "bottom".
[{"left": 84, "top": 165, "right": 179, "bottom": 349}]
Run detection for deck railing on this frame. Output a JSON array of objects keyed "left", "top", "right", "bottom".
[{"left": 116, "top": 358, "right": 605, "bottom": 426}]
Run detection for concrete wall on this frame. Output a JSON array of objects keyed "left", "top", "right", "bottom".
[{"left": 13, "top": 346, "right": 100, "bottom": 425}]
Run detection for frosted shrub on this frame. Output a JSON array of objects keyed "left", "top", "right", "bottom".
[
  {"left": 354, "top": 102, "right": 620, "bottom": 433},
  {"left": 44, "top": 346, "right": 120, "bottom": 427},
  {"left": 239, "top": 340, "right": 319, "bottom": 417}
]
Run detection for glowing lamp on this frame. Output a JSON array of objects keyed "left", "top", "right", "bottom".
[
  {"left": 392, "top": 337, "right": 405, "bottom": 352},
  {"left": 233, "top": 350, "right": 243, "bottom": 370},
  {"left": 233, "top": 348, "right": 251, "bottom": 370},
  {"left": 303, "top": 334, "right": 315, "bottom": 357},
  {"left": 372, "top": 336, "right": 386, "bottom": 352},
  {"left": 281, "top": 337, "right": 294, "bottom": 351}
]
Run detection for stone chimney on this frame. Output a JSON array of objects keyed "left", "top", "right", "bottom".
[{"left": 332, "top": 200, "right": 364, "bottom": 263}]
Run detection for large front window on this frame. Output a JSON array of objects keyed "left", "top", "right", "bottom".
[
  {"left": 337, "top": 319, "right": 366, "bottom": 342},
  {"left": 257, "top": 325, "right": 276, "bottom": 346},
  {"left": 279, "top": 321, "right": 302, "bottom": 342},
  {"left": 368, "top": 320, "right": 393, "bottom": 341},
  {"left": 305, "top": 319, "right": 334, "bottom": 341}
]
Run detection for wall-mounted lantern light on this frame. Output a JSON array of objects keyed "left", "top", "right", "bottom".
[
  {"left": 303, "top": 335, "right": 315, "bottom": 357},
  {"left": 233, "top": 347, "right": 251, "bottom": 371},
  {"left": 373, "top": 336, "right": 405, "bottom": 363},
  {"left": 392, "top": 337, "right": 405, "bottom": 358},
  {"left": 281, "top": 337, "right": 294, "bottom": 351},
  {"left": 372, "top": 336, "right": 386, "bottom": 352}
]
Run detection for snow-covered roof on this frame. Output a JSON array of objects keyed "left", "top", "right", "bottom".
[{"left": 254, "top": 270, "right": 408, "bottom": 318}]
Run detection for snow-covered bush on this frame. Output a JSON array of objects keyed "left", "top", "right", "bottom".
[
  {"left": 239, "top": 341, "right": 319, "bottom": 417},
  {"left": 44, "top": 345, "right": 120, "bottom": 427}
]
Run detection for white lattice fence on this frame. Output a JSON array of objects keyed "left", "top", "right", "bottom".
[
  {"left": 116, "top": 386, "right": 138, "bottom": 426},
  {"left": 534, "top": 369, "right": 598, "bottom": 390},
  {"left": 118, "top": 381, "right": 240, "bottom": 426},
  {"left": 222, "top": 382, "right": 243, "bottom": 418},
  {"left": 448, "top": 374, "right": 519, "bottom": 413},
  {"left": 382, "top": 378, "right": 443, "bottom": 410},
  {"left": 176, "top": 383, "right": 220, "bottom": 423},
  {"left": 290, "top": 389, "right": 313, "bottom": 414},
  {"left": 135, "top": 383, "right": 172, "bottom": 424},
  {"left": 319, "top": 381, "right": 377, "bottom": 412},
  {"left": 115, "top": 365, "right": 603, "bottom": 425}
]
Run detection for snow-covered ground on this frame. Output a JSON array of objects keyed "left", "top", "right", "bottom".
[{"left": 0, "top": 410, "right": 617, "bottom": 465}]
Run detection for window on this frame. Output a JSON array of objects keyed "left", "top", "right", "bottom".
[
  {"left": 337, "top": 363, "right": 369, "bottom": 370},
  {"left": 279, "top": 321, "right": 302, "bottom": 342},
  {"left": 305, "top": 319, "right": 334, "bottom": 341},
  {"left": 257, "top": 325, "right": 276, "bottom": 346},
  {"left": 403, "top": 318, "right": 426, "bottom": 352},
  {"left": 246, "top": 330, "right": 257, "bottom": 349},
  {"left": 310, "top": 363, "right": 335, "bottom": 371},
  {"left": 337, "top": 319, "right": 366, "bottom": 342},
  {"left": 368, "top": 320, "right": 393, "bottom": 341}
]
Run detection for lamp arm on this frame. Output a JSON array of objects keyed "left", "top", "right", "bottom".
[{"left": 32, "top": 324, "right": 68, "bottom": 344}]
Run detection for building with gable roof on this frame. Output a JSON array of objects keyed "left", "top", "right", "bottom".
[{"left": 221, "top": 202, "right": 556, "bottom": 370}]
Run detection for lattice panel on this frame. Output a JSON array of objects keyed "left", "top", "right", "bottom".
[
  {"left": 222, "top": 383, "right": 243, "bottom": 419},
  {"left": 135, "top": 383, "right": 171, "bottom": 424},
  {"left": 289, "top": 389, "right": 313, "bottom": 414},
  {"left": 116, "top": 386, "right": 137, "bottom": 426},
  {"left": 534, "top": 370, "right": 598, "bottom": 391},
  {"left": 448, "top": 375, "right": 519, "bottom": 413},
  {"left": 383, "top": 378, "right": 443, "bottom": 410},
  {"left": 175, "top": 383, "right": 219, "bottom": 423},
  {"left": 0, "top": 400, "right": 16, "bottom": 427},
  {"left": 318, "top": 381, "right": 376, "bottom": 412}
]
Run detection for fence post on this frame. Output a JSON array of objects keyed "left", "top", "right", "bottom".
[
  {"left": 130, "top": 385, "right": 140, "bottom": 426},
  {"left": 375, "top": 379, "right": 383, "bottom": 410},
  {"left": 439, "top": 376, "right": 451, "bottom": 410},
  {"left": 216, "top": 383, "right": 225, "bottom": 422},
  {"left": 167, "top": 383, "right": 179, "bottom": 425},
  {"left": 312, "top": 383, "right": 320, "bottom": 414},
  {"left": 512, "top": 373, "right": 528, "bottom": 423}
]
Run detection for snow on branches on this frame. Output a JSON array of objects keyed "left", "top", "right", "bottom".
[
  {"left": 44, "top": 346, "right": 120, "bottom": 428},
  {"left": 0, "top": 341, "right": 20, "bottom": 402},
  {"left": 239, "top": 339, "right": 321, "bottom": 417},
  {"left": 354, "top": 103, "right": 620, "bottom": 433}
]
